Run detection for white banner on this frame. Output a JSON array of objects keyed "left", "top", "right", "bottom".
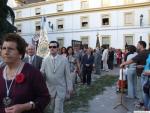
[{"left": 37, "top": 16, "right": 49, "bottom": 57}]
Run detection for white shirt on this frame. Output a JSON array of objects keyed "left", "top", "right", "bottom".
[
  {"left": 50, "top": 54, "right": 58, "bottom": 72},
  {"left": 127, "top": 52, "right": 137, "bottom": 68},
  {"left": 102, "top": 49, "right": 108, "bottom": 61},
  {"left": 28, "top": 55, "right": 35, "bottom": 64},
  {"left": 50, "top": 54, "right": 58, "bottom": 60}
]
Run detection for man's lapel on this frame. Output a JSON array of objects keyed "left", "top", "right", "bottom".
[
  {"left": 24, "top": 57, "right": 29, "bottom": 63},
  {"left": 48, "top": 56, "right": 54, "bottom": 71}
]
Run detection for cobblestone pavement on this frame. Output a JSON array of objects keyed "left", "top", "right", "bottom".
[{"left": 72, "top": 67, "right": 143, "bottom": 113}]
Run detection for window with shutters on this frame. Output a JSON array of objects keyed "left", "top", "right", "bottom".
[
  {"left": 124, "top": 0, "right": 134, "bottom": 4},
  {"left": 101, "top": 0, "right": 110, "bottom": 7},
  {"left": 81, "top": 36, "right": 89, "bottom": 45},
  {"left": 81, "top": 16, "right": 89, "bottom": 28},
  {"left": 35, "top": 21, "right": 41, "bottom": 31},
  {"left": 57, "top": 38, "right": 64, "bottom": 48},
  {"left": 124, "top": 35, "right": 134, "bottom": 45},
  {"left": 102, "top": 14, "right": 110, "bottom": 26},
  {"left": 35, "top": 8, "right": 41, "bottom": 15},
  {"left": 101, "top": 36, "right": 110, "bottom": 45},
  {"left": 16, "top": 24, "right": 22, "bottom": 33},
  {"left": 124, "top": 12, "right": 134, "bottom": 26},
  {"left": 16, "top": 11, "right": 22, "bottom": 18},
  {"left": 57, "top": 19, "right": 64, "bottom": 30},
  {"left": 81, "top": 0, "right": 88, "bottom": 9},
  {"left": 57, "top": 4, "right": 63, "bottom": 12}
]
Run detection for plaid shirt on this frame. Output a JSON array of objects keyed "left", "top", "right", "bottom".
[{"left": 0, "top": 63, "right": 50, "bottom": 113}]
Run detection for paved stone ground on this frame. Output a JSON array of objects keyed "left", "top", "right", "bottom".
[{"left": 72, "top": 67, "right": 143, "bottom": 113}]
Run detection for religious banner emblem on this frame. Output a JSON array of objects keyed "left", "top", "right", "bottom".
[{"left": 37, "top": 16, "right": 49, "bottom": 57}]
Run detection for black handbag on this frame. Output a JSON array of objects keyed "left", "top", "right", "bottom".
[{"left": 143, "top": 77, "right": 150, "bottom": 95}]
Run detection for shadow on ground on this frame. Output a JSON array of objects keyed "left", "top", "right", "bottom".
[{"left": 65, "top": 67, "right": 144, "bottom": 113}]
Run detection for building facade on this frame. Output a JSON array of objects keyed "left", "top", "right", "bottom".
[{"left": 11, "top": 0, "right": 150, "bottom": 49}]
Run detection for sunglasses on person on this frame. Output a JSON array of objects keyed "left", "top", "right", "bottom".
[{"left": 49, "top": 46, "right": 57, "bottom": 49}]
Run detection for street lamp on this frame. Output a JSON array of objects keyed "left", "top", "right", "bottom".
[
  {"left": 140, "top": 14, "right": 143, "bottom": 27},
  {"left": 139, "top": 14, "right": 143, "bottom": 41}
]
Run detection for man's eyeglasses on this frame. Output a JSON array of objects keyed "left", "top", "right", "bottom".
[{"left": 49, "top": 46, "right": 57, "bottom": 49}]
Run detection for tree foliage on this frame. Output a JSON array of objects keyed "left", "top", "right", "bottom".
[{"left": 0, "top": 0, "right": 17, "bottom": 40}]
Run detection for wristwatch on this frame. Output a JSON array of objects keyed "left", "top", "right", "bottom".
[{"left": 29, "top": 101, "right": 34, "bottom": 110}]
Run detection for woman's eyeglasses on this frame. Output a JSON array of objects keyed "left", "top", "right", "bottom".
[{"left": 49, "top": 46, "right": 57, "bottom": 49}]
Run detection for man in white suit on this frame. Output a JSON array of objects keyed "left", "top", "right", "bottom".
[{"left": 40, "top": 41, "right": 73, "bottom": 113}]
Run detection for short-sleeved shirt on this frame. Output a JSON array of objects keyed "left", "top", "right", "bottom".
[
  {"left": 132, "top": 50, "right": 150, "bottom": 75},
  {"left": 132, "top": 50, "right": 150, "bottom": 65},
  {"left": 127, "top": 52, "right": 137, "bottom": 68}
]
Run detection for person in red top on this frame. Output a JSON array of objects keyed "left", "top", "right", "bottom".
[
  {"left": 116, "top": 49, "right": 122, "bottom": 65},
  {"left": 0, "top": 33, "right": 50, "bottom": 113}
]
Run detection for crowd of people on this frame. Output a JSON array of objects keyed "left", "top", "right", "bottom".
[
  {"left": 121, "top": 41, "right": 150, "bottom": 111},
  {"left": 1, "top": 33, "right": 150, "bottom": 113}
]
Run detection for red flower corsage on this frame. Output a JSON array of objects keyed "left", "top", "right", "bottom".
[{"left": 15, "top": 73, "right": 25, "bottom": 84}]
